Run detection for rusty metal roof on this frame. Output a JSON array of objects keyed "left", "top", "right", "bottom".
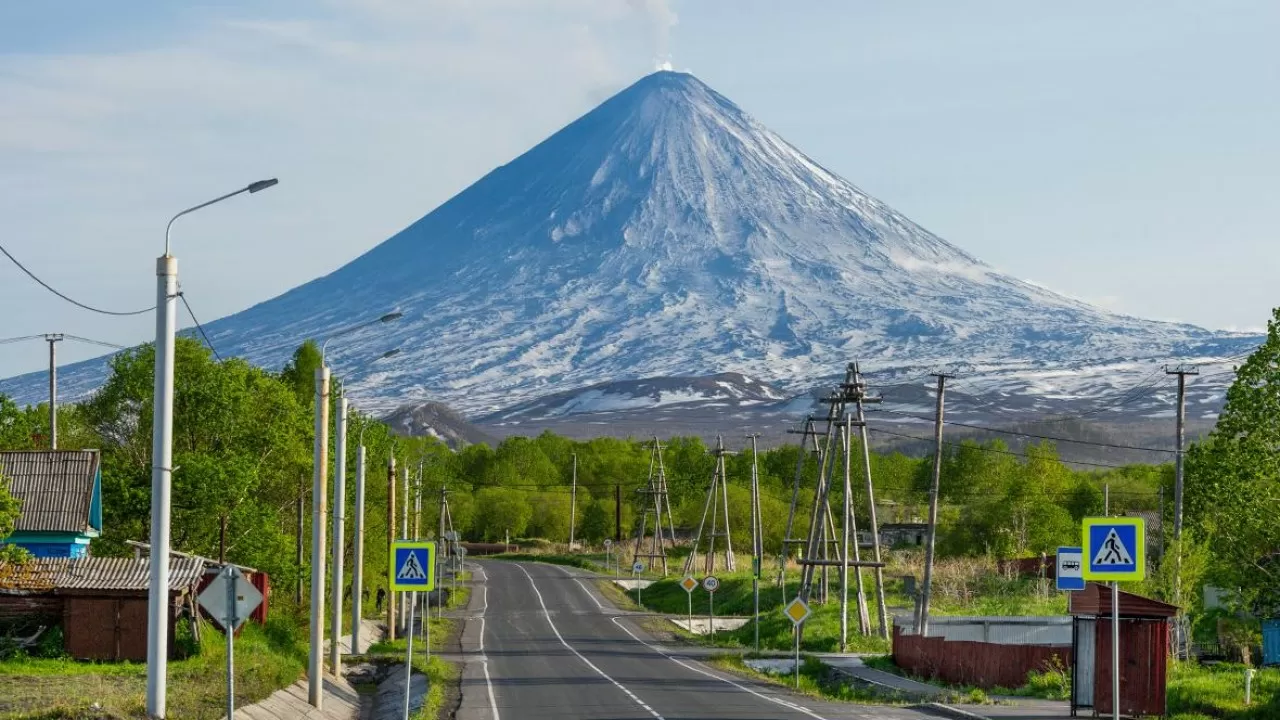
[
  {"left": 0, "top": 556, "right": 204, "bottom": 594},
  {"left": 0, "top": 450, "right": 99, "bottom": 533}
]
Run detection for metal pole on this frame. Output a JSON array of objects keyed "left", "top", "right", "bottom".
[
  {"left": 794, "top": 627, "right": 800, "bottom": 689},
  {"left": 145, "top": 254, "right": 178, "bottom": 719},
  {"left": 226, "top": 566, "right": 237, "bottom": 720},
  {"left": 918, "top": 373, "right": 950, "bottom": 636},
  {"left": 352, "top": 443, "right": 366, "bottom": 654},
  {"left": 388, "top": 457, "right": 397, "bottom": 642},
  {"left": 308, "top": 365, "right": 330, "bottom": 708},
  {"left": 569, "top": 454, "right": 578, "bottom": 549},
  {"left": 47, "top": 335, "right": 60, "bottom": 450},
  {"left": 687, "top": 590, "right": 693, "bottom": 633},
  {"left": 1112, "top": 581, "right": 1120, "bottom": 720},
  {"left": 329, "top": 395, "right": 347, "bottom": 673},
  {"left": 402, "top": 592, "right": 414, "bottom": 720},
  {"left": 708, "top": 589, "right": 714, "bottom": 636}
]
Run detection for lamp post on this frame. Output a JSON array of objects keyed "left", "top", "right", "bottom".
[
  {"left": 350, "top": 347, "right": 398, "bottom": 655},
  {"left": 147, "top": 178, "right": 277, "bottom": 719},
  {"left": 312, "top": 314, "right": 401, "bottom": 706}
]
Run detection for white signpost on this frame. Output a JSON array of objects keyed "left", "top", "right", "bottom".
[
  {"left": 604, "top": 539, "right": 614, "bottom": 578},
  {"left": 680, "top": 576, "right": 698, "bottom": 631},
  {"left": 197, "top": 565, "right": 263, "bottom": 720},
  {"left": 632, "top": 561, "right": 645, "bottom": 604},
  {"left": 703, "top": 576, "right": 720, "bottom": 635},
  {"left": 783, "top": 597, "right": 811, "bottom": 689}
]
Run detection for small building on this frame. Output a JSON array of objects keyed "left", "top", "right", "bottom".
[
  {"left": 1069, "top": 582, "right": 1177, "bottom": 718},
  {"left": 0, "top": 450, "right": 103, "bottom": 558},
  {"left": 0, "top": 555, "right": 204, "bottom": 661},
  {"left": 860, "top": 522, "right": 929, "bottom": 549}
]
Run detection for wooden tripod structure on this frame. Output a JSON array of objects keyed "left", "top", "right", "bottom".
[
  {"left": 632, "top": 437, "right": 679, "bottom": 574},
  {"left": 682, "top": 436, "right": 736, "bottom": 574},
  {"left": 785, "top": 363, "right": 891, "bottom": 646}
]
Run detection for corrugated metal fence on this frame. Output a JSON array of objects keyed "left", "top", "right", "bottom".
[{"left": 893, "top": 615, "right": 1072, "bottom": 690}]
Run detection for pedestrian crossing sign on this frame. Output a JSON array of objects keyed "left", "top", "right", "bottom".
[
  {"left": 1082, "top": 518, "right": 1144, "bottom": 582},
  {"left": 390, "top": 541, "right": 436, "bottom": 591}
]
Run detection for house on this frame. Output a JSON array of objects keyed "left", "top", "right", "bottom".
[
  {"left": 0, "top": 555, "right": 204, "bottom": 660},
  {"left": 0, "top": 450, "right": 103, "bottom": 558}
]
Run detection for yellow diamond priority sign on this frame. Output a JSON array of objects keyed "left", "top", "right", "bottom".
[
  {"left": 680, "top": 576, "right": 698, "bottom": 593},
  {"left": 784, "top": 597, "right": 811, "bottom": 626}
]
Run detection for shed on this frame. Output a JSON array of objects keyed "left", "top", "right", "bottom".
[
  {"left": 0, "top": 556, "right": 204, "bottom": 661},
  {"left": 0, "top": 450, "right": 103, "bottom": 558},
  {"left": 1069, "top": 582, "right": 1177, "bottom": 718}
]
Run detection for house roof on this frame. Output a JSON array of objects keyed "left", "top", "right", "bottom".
[
  {"left": 1068, "top": 582, "right": 1179, "bottom": 618},
  {"left": 0, "top": 556, "right": 204, "bottom": 595},
  {"left": 0, "top": 450, "right": 99, "bottom": 533}
]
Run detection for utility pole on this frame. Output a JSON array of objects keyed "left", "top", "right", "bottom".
[
  {"left": 917, "top": 372, "right": 952, "bottom": 636},
  {"left": 1167, "top": 364, "right": 1197, "bottom": 658},
  {"left": 414, "top": 460, "right": 424, "bottom": 540},
  {"left": 1104, "top": 484, "right": 1110, "bottom": 516},
  {"left": 401, "top": 465, "right": 409, "bottom": 638},
  {"left": 329, "top": 391, "right": 348, "bottom": 675},
  {"left": 852, "top": 362, "right": 889, "bottom": 639},
  {"left": 747, "top": 433, "right": 762, "bottom": 653},
  {"left": 615, "top": 484, "right": 622, "bottom": 543},
  {"left": 351, "top": 434, "right": 367, "bottom": 655},
  {"left": 387, "top": 456, "right": 397, "bottom": 642},
  {"left": 569, "top": 454, "right": 578, "bottom": 549},
  {"left": 45, "top": 334, "right": 62, "bottom": 449},
  {"left": 307, "top": 366, "right": 330, "bottom": 708}
]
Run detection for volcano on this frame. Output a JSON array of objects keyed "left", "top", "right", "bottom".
[{"left": 0, "top": 71, "right": 1255, "bottom": 419}]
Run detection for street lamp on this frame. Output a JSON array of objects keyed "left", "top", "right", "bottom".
[
  {"left": 347, "top": 346, "right": 398, "bottom": 656},
  {"left": 148, "top": 178, "right": 276, "bottom": 720},
  {"left": 311, "top": 313, "right": 401, "bottom": 708}
]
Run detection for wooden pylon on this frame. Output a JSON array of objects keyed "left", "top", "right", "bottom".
[{"left": 682, "top": 436, "right": 736, "bottom": 575}]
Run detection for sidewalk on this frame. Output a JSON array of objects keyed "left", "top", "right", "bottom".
[
  {"left": 325, "top": 618, "right": 386, "bottom": 655},
  {"left": 222, "top": 676, "right": 363, "bottom": 720}
]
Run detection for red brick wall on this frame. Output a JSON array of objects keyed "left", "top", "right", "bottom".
[{"left": 893, "top": 626, "right": 1071, "bottom": 690}]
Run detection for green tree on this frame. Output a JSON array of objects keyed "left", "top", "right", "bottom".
[
  {"left": 579, "top": 499, "right": 610, "bottom": 543},
  {"left": 473, "top": 487, "right": 532, "bottom": 541},
  {"left": 0, "top": 464, "right": 29, "bottom": 563},
  {"left": 1186, "top": 308, "right": 1280, "bottom": 611},
  {"left": 279, "top": 339, "right": 323, "bottom": 406}
]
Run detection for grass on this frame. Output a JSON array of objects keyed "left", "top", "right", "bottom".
[
  {"left": 409, "top": 655, "right": 457, "bottom": 720},
  {"left": 1167, "top": 662, "right": 1280, "bottom": 720},
  {"left": 708, "top": 654, "right": 911, "bottom": 704},
  {"left": 863, "top": 653, "right": 1069, "bottom": 702},
  {"left": 0, "top": 615, "right": 308, "bottom": 720}
]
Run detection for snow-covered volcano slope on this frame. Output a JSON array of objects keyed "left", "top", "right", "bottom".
[{"left": 0, "top": 71, "right": 1256, "bottom": 415}]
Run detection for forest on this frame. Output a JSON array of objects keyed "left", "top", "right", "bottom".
[{"left": 1, "top": 307, "right": 1278, "bottom": 616}]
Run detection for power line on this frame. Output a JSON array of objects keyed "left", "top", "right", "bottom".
[
  {"left": 868, "top": 406, "right": 1178, "bottom": 454},
  {"left": 177, "top": 292, "right": 222, "bottom": 361},
  {"left": 0, "top": 241, "right": 155, "bottom": 317},
  {"left": 866, "top": 426, "right": 1137, "bottom": 469}
]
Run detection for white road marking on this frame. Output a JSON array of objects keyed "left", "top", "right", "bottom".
[
  {"left": 609, "top": 612, "right": 829, "bottom": 719},
  {"left": 515, "top": 563, "right": 665, "bottom": 719},
  {"left": 470, "top": 563, "right": 500, "bottom": 719}
]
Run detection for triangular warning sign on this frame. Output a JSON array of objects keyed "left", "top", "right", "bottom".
[
  {"left": 1092, "top": 528, "right": 1134, "bottom": 566},
  {"left": 397, "top": 551, "right": 427, "bottom": 580}
]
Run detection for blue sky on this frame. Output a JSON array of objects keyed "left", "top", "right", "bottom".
[{"left": 1, "top": 1, "right": 1277, "bottom": 378}]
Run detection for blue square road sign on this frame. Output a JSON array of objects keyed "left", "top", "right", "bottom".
[
  {"left": 390, "top": 541, "right": 436, "bottom": 591},
  {"left": 1082, "top": 518, "right": 1144, "bottom": 582}
]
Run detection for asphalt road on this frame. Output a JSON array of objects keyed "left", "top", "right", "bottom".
[{"left": 456, "top": 560, "right": 935, "bottom": 720}]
